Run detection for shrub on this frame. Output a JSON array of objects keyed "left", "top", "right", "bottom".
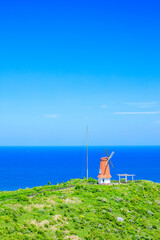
[
  {"left": 17, "top": 195, "right": 29, "bottom": 202},
  {"left": 88, "top": 177, "right": 98, "bottom": 184},
  {"left": 55, "top": 230, "right": 64, "bottom": 238}
]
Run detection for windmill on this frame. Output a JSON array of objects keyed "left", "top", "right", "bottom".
[{"left": 97, "top": 149, "right": 115, "bottom": 184}]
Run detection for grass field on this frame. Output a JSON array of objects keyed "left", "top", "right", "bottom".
[{"left": 0, "top": 178, "right": 159, "bottom": 239}]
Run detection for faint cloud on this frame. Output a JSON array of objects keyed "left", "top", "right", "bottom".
[
  {"left": 45, "top": 114, "right": 60, "bottom": 118},
  {"left": 125, "top": 102, "right": 158, "bottom": 108},
  {"left": 156, "top": 120, "right": 160, "bottom": 124},
  {"left": 114, "top": 111, "right": 160, "bottom": 115},
  {"left": 100, "top": 105, "right": 110, "bottom": 109}
]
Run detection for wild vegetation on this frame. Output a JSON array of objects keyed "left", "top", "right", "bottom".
[{"left": 0, "top": 178, "right": 159, "bottom": 239}]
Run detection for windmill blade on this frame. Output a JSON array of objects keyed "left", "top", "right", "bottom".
[
  {"left": 105, "top": 159, "right": 109, "bottom": 166},
  {"left": 105, "top": 149, "right": 110, "bottom": 158},
  {"left": 104, "top": 160, "right": 110, "bottom": 174},
  {"left": 109, "top": 159, "right": 114, "bottom": 168},
  {"left": 108, "top": 151, "right": 114, "bottom": 160}
]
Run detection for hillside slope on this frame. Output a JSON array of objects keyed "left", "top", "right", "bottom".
[{"left": 0, "top": 179, "right": 159, "bottom": 239}]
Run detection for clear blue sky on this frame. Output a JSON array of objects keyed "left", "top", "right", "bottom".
[{"left": 0, "top": 0, "right": 160, "bottom": 146}]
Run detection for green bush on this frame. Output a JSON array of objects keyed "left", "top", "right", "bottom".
[{"left": 17, "top": 195, "right": 30, "bottom": 202}]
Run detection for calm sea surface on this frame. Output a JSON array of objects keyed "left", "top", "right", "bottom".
[{"left": 0, "top": 146, "right": 159, "bottom": 191}]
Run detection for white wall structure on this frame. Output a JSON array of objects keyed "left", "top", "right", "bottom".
[{"left": 98, "top": 178, "right": 111, "bottom": 184}]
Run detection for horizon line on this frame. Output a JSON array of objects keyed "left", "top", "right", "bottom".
[{"left": 0, "top": 145, "right": 160, "bottom": 147}]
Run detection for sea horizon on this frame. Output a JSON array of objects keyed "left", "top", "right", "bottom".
[{"left": 0, "top": 145, "right": 160, "bottom": 147}]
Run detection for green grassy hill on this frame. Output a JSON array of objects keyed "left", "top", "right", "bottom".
[{"left": 0, "top": 179, "right": 159, "bottom": 240}]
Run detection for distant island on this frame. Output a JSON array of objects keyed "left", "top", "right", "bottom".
[{"left": 0, "top": 178, "right": 159, "bottom": 239}]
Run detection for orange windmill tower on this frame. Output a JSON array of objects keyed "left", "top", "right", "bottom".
[{"left": 98, "top": 149, "right": 114, "bottom": 184}]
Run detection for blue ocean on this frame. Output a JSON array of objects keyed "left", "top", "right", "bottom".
[{"left": 0, "top": 146, "right": 159, "bottom": 191}]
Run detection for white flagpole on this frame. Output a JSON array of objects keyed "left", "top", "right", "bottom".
[{"left": 87, "top": 126, "right": 88, "bottom": 180}]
